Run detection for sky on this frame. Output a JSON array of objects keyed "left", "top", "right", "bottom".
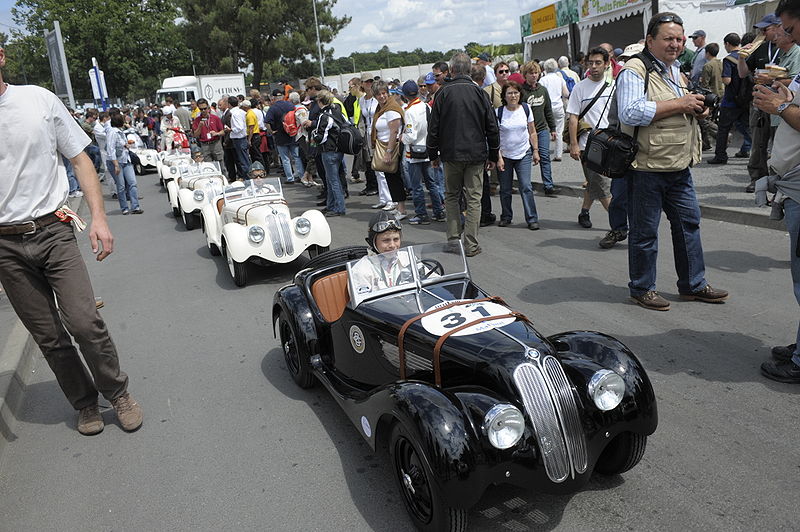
[{"left": 0, "top": 0, "right": 551, "bottom": 55}]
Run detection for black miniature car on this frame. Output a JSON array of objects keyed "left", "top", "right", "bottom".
[{"left": 272, "top": 243, "right": 658, "bottom": 532}]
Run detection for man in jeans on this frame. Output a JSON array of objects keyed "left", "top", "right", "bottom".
[
  {"left": 427, "top": 52, "right": 499, "bottom": 257},
  {"left": 0, "top": 46, "right": 142, "bottom": 435},
  {"left": 264, "top": 89, "right": 303, "bottom": 183},
  {"left": 617, "top": 12, "right": 728, "bottom": 311}
]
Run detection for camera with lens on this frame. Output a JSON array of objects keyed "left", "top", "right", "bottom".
[{"left": 688, "top": 84, "right": 719, "bottom": 109}]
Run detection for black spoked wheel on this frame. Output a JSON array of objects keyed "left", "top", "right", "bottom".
[
  {"left": 595, "top": 432, "right": 647, "bottom": 475},
  {"left": 182, "top": 210, "right": 197, "bottom": 230},
  {"left": 307, "top": 244, "right": 330, "bottom": 259},
  {"left": 225, "top": 245, "right": 247, "bottom": 287},
  {"left": 304, "top": 245, "right": 368, "bottom": 271},
  {"left": 389, "top": 424, "right": 467, "bottom": 532},
  {"left": 278, "top": 312, "right": 315, "bottom": 388}
]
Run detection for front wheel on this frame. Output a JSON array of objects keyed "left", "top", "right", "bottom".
[
  {"left": 226, "top": 246, "right": 248, "bottom": 287},
  {"left": 307, "top": 244, "right": 330, "bottom": 259},
  {"left": 389, "top": 423, "right": 467, "bottom": 532},
  {"left": 594, "top": 432, "right": 647, "bottom": 475},
  {"left": 278, "top": 312, "right": 315, "bottom": 388},
  {"left": 182, "top": 210, "right": 197, "bottom": 230}
]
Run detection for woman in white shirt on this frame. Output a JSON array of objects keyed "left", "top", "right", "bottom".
[
  {"left": 539, "top": 58, "right": 569, "bottom": 161},
  {"left": 370, "top": 80, "right": 406, "bottom": 218},
  {"left": 496, "top": 81, "right": 540, "bottom": 230}
]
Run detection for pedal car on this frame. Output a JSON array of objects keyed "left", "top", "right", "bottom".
[
  {"left": 201, "top": 178, "right": 331, "bottom": 287},
  {"left": 166, "top": 161, "right": 228, "bottom": 230},
  {"left": 124, "top": 130, "right": 158, "bottom": 174},
  {"left": 158, "top": 151, "right": 192, "bottom": 188},
  {"left": 272, "top": 243, "right": 658, "bottom": 532}
]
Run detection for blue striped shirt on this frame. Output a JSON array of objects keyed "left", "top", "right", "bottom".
[{"left": 616, "top": 58, "right": 684, "bottom": 127}]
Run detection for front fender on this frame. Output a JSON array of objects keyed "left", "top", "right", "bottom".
[
  {"left": 178, "top": 188, "right": 201, "bottom": 214},
  {"left": 294, "top": 209, "right": 332, "bottom": 248},
  {"left": 166, "top": 180, "right": 180, "bottom": 209},
  {"left": 221, "top": 223, "right": 252, "bottom": 263},
  {"left": 201, "top": 204, "right": 221, "bottom": 247},
  {"left": 272, "top": 284, "right": 320, "bottom": 361}
]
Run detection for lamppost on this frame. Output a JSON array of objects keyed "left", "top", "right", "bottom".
[{"left": 311, "top": 0, "right": 325, "bottom": 82}]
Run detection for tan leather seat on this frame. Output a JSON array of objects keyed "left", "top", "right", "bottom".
[
  {"left": 216, "top": 198, "right": 225, "bottom": 214},
  {"left": 311, "top": 270, "right": 350, "bottom": 322}
]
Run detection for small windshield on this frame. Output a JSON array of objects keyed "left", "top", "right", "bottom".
[
  {"left": 179, "top": 161, "right": 222, "bottom": 179},
  {"left": 347, "top": 242, "right": 468, "bottom": 307},
  {"left": 223, "top": 178, "right": 282, "bottom": 202}
]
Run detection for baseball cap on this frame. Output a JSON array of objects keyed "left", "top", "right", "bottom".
[
  {"left": 478, "top": 52, "right": 492, "bottom": 62},
  {"left": 401, "top": 79, "right": 419, "bottom": 98},
  {"left": 689, "top": 30, "right": 706, "bottom": 38},
  {"left": 619, "top": 43, "right": 645, "bottom": 59},
  {"left": 360, "top": 72, "right": 374, "bottom": 82},
  {"left": 754, "top": 13, "right": 781, "bottom": 28},
  {"left": 162, "top": 105, "right": 175, "bottom": 115},
  {"left": 424, "top": 72, "right": 436, "bottom": 85},
  {"left": 271, "top": 88, "right": 283, "bottom": 96},
  {"left": 508, "top": 73, "right": 525, "bottom": 85}
]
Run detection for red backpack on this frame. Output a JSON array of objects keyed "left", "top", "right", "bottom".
[{"left": 282, "top": 108, "right": 299, "bottom": 136}]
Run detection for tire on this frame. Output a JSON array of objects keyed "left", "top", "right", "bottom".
[
  {"left": 182, "top": 210, "right": 197, "bottom": 230},
  {"left": 208, "top": 241, "right": 221, "bottom": 256},
  {"left": 134, "top": 162, "right": 144, "bottom": 175},
  {"left": 389, "top": 423, "right": 468, "bottom": 532},
  {"left": 172, "top": 206, "right": 181, "bottom": 217},
  {"left": 594, "top": 432, "right": 647, "bottom": 475},
  {"left": 278, "top": 311, "right": 315, "bottom": 388},
  {"left": 304, "top": 245, "right": 367, "bottom": 271},
  {"left": 226, "top": 246, "right": 248, "bottom": 287},
  {"left": 307, "top": 244, "right": 330, "bottom": 260}
]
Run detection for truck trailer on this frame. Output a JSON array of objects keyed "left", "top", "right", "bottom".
[{"left": 156, "top": 74, "right": 247, "bottom": 105}]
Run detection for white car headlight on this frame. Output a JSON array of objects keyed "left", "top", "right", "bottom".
[
  {"left": 483, "top": 404, "right": 525, "bottom": 449},
  {"left": 170, "top": 167, "right": 177, "bottom": 174},
  {"left": 588, "top": 369, "right": 625, "bottom": 411},
  {"left": 193, "top": 190, "right": 205, "bottom": 202},
  {"left": 248, "top": 225, "right": 265, "bottom": 243},
  {"left": 295, "top": 217, "right": 311, "bottom": 235}
]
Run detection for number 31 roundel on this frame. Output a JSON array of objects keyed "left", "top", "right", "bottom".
[{"left": 420, "top": 300, "right": 516, "bottom": 337}]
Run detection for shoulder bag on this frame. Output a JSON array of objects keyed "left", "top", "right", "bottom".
[
  {"left": 562, "top": 81, "right": 608, "bottom": 144},
  {"left": 372, "top": 139, "right": 400, "bottom": 173}
]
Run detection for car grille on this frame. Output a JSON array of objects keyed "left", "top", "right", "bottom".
[
  {"left": 263, "top": 212, "right": 294, "bottom": 257},
  {"left": 514, "top": 359, "right": 587, "bottom": 483}
]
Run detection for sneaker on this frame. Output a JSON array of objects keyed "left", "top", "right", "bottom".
[
  {"left": 132, "top": 208, "right": 143, "bottom": 214},
  {"left": 68, "top": 190, "right": 84, "bottom": 198},
  {"left": 480, "top": 213, "right": 496, "bottom": 227},
  {"left": 95, "top": 297, "right": 104, "bottom": 309},
  {"left": 111, "top": 392, "right": 143, "bottom": 432},
  {"left": 498, "top": 219, "right": 511, "bottom": 227},
  {"left": 578, "top": 211, "right": 592, "bottom": 228},
  {"left": 432, "top": 213, "right": 446, "bottom": 222},
  {"left": 408, "top": 215, "right": 431, "bottom": 225},
  {"left": 527, "top": 222, "right": 540, "bottom": 230},
  {"left": 77, "top": 404, "right": 104, "bottom": 435},
  {"left": 316, "top": 199, "right": 327, "bottom": 206},
  {"left": 599, "top": 229, "right": 628, "bottom": 249},
  {"left": 760, "top": 360, "right": 800, "bottom": 383},
  {"left": 395, "top": 212, "right": 407, "bottom": 221},
  {"left": 360, "top": 188, "right": 378, "bottom": 196},
  {"left": 631, "top": 291, "right": 671, "bottom": 311},
  {"left": 112, "top": 193, "right": 118, "bottom": 199},
  {"left": 325, "top": 211, "right": 344, "bottom": 217},
  {"left": 382, "top": 202, "right": 398, "bottom": 211},
  {"left": 349, "top": 176, "right": 363, "bottom": 183},
  {"left": 745, "top": 181, "right": 756, "bottom": 193},
  {"left": 679, "top": 285, "right": 729, "bottom": 303},
  {"left": 544, "top": 187, "right": 562, "bottom": 196},
  {"left": 465, "top": 246, "right": 482, "bottom": 257},
  {"left": 772, "top": 343, "right": 798, "bottom": 362},
  {"left": 707, "top": 158, "right": 727, "bottom": 165},
  {"left": 121, "top": 209, "right": 130, "bottom": 215},
  {"left": 371, "top": 202, "right": 386, "bottom": 209},
  {"left": 734, "top": 151, "right": 749, "bottom": 158}
]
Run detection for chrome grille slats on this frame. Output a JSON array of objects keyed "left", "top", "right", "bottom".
[
  {"left": 513, "top": 363, "right": 571, "bottom": 482},
  {"left": 264, "top": 215, "right": 284, "bottom": 257},
  {"left": 277, "top": 212, "right": 294, "bottom": 256},
  {"left": 542, "top": 356, "right": 588, "bottom": 474}
]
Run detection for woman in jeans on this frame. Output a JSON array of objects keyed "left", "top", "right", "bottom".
[
  {"left": 521, "top": 61, "right": 560, "bottom": 195},
  {"left": 311, "top": 90, "right": 346, "bottom": 217},
  {"left": 496, "top": 81, "right": 540, "bottom": 230},
  {"left": 106, "top": 113, "right": 142, "bottom": 215}
]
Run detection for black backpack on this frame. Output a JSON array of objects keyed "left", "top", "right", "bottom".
[{"left": 326, "top": 105, "right": 364, "bottom": 155}]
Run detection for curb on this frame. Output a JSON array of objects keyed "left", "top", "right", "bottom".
[{"left": 0, "top": 319, "right": 40, "bottom": 461}]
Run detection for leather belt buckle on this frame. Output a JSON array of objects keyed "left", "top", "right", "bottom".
[{"left": 22, "top": 221, "right": 37, "bottom": 235}]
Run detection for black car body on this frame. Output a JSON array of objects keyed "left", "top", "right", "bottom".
[{"left": 272, "top": 243, "right": 657, "bottom": 531}]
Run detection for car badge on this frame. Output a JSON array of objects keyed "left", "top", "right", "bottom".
[
  {"left": 360, "top": 416, "right": 372, "bottom": 438},
  {"left": 350, "top": 325, "right": 366, "bottom": 354},
  {"left": 525, "top": 348, "right": 540, "bottom": 360}
]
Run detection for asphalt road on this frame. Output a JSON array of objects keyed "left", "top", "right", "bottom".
[{"left": 0, "top": 171, "right": 798, "bottom": 532}]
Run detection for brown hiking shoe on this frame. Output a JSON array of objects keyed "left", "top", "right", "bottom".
[
  {"left": 631, "top": 291, "right": 671, "bottom": 311},
  {"left": 77, "top": 404, "right": 104, "bottom": 435},
  {"left": 111, "top": 392, "right": 143, "bottom": 432},
  {"left": 679, "top": 285, "right": 729, "bottom": 303}
]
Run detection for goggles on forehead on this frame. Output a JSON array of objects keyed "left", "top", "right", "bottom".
[{"left": 372, "top": 219, "right": 402, "bottom": 233}]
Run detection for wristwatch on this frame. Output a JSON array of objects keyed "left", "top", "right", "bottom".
[{"left": 777, "top": 102, "right": 797, "bottom": 115}]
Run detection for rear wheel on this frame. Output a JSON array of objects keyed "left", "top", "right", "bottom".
[
  {"left": 278, "top": 312, "right": 315, "bottom": 388},
  {"left": 389, "top": 423, "right": 467, "bottom": 532},
  {"left": 595, "top": 432, "right": 647, "bottom": 475},
  {"left": 304, "top": 245, "right": 368, "bottom": 270}
]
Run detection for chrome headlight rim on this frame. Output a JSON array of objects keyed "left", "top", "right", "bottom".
[
  {"left": 193, "top": 189, "right": 205, "bottom": 202},
  {"left": 482, "top": 403, "right": 525, "bottom": 450},
  {"left": 295, "top": 217, "right": 311, "bottom": 235},
  {"left": 248, "top": 225, "right": 265, "bottom": 244},
  {"left": 587, "top": 369, "right": 625, "bottom": 411}
]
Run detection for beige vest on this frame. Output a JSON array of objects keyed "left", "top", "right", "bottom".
[{"left": 620, "top": 58, "right": 702, "bottom": 172}]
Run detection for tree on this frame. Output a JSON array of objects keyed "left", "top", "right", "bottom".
[
  {"left": 179, "top": 0, "right": 350, "bottom": 90},
  {"left": 10, "top": 0, "right": 191, "bottom": 102}
]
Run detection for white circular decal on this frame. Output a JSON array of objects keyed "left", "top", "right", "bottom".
[
  {"left": 420, "top": 300, "right": 516, "bottom": 337},
  {"left": 350, "top": 325, "right": 366, "bottom": 354},
  {"left": 361, "top": 416, "right": 372, "bottom": 437}
]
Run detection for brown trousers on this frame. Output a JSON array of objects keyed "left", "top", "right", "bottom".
[{"left": 0, "top": 220, "right": 128, "bottom": 410}]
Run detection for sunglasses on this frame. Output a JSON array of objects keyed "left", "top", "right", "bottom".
[
  {"left": 199, "top": 106, "right": 208, "bottom": 111},
  {"left": 655, "top": 14, "right": 683, "bottom": 25},
  {"left": 372, "top": 219, "right": 402, "bottom": 232},
  {"left": 497, "top": 69, "right": 510, "bottom": 74}
]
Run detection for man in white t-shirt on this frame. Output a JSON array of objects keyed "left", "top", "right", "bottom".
[
  {"left": 0, "top": 47, "right": 142, "bottom": 436},
  {"left": 567, "top": 46, "right": 615, "bottom": 235}
]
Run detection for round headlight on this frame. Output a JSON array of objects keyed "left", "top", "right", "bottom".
[
  {"left": 193, "top": 189, "right": 205, "bottom": 201},
  {"left": 295, "top": 217, "right": 311, "bottom": 235},
  {"left": 170, "top": 167, "right": 177, "bottom": 174},
  {"left": 483, "top": 404, "right": 525, "bottom": 449},
  {"left": 248, "top": 225, "right": 265, "bottom": 243},
  {"left": 588, "top": 369, "right": 625, "bottom": 411}
]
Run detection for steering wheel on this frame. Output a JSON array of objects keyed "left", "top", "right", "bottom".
[{"left": 418, "top": 258, "right": 444, "bottom": 279}]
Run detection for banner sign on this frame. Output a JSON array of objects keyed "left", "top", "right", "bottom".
[
  {"left": 580, "top": 0, "right": 644, "bottom": 19},
  {"left": 532, "top": 4, "right": 558, "bottom": 34},
  {"left": 520, "top": 13, "right": 533, "bottom": 37},
  {"left": 557, "top": 0, "right": 580, "bottom": 27},
  {"left": 522, "top": 0, "right": 579, "bottom": 37}
]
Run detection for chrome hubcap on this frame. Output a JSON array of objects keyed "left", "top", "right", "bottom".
[{"left": 401, "top": 470, "right": 415, "bottom": 495}]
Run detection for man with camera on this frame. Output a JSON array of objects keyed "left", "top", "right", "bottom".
[
  {"left": 751, "top": 0, "right": 800, "bottom": 383},
  {"left": 616, "top": 12, "right": 729, "bottom": 311}
]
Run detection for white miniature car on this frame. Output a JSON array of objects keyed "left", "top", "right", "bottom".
[
  {"left": 201, "top": 178, "right": 332, "bottom": 287},
  {"left": 166, "top": 162, "right": 228, "bottom": 230},
  {"left": 124, "top": 131, "right": 158, "bottom": 175},
  {"left": 158, "top": 151, "right": 192, "bottom": 188}
]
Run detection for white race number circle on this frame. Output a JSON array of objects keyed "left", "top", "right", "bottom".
[{"left": 420, "top": 300, "right": 515, "bottom": 337}]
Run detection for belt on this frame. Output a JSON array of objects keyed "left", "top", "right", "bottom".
[
  {"left": 0, "top": 213, "right": 63, "bottom": 236},
  {"left": 200, "top": 138, "right": 220, "bottom": 144}
]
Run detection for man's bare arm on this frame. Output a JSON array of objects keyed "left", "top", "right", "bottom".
[{"left": 70, "top": 152, "right": 114, "bottom": 261}]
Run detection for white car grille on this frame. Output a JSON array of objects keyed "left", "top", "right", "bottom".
[
  {"left": 264, "top": 212, "right": 294, "bottom": 258},
  {"left": 513, "top": 359, "right": 587, "bottom": 482}
]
